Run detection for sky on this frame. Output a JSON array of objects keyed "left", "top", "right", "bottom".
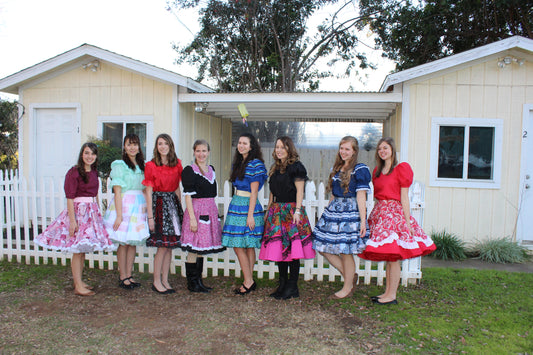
[{"left": 0, "top": 0, "right": 396, "bottom": 99}]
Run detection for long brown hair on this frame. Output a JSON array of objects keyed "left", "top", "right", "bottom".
[
  {"left": 193, "top": 139, "right": 210, "bottom": 175},
  {"left": 374, "top": 137, "right": 398, "bottom": 178},
  {"left": 76, "top": 142, "right": 98, "bottom": 183},
  {"left": 229, "top": 133, "right": 263, "bottom": 182},
  {"left": 152, "top": 133, "right": 178, "bottom": 167},
  {"left": 269, "top": 136, "right": 299, "bottom": 176},
  {"left": 327, "top": 136, "right": 359, "bottom": 193},
  {"left": 122, "top": 134, "right": 145, "bottom": 172}
]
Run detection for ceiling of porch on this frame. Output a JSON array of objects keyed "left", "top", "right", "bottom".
[{"left": 179, "top": 92, "right": 402, "bottom": 122}]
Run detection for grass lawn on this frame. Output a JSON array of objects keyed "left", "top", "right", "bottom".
[{"left": 1, "top": 258, "right": 531, "bottom": 354}]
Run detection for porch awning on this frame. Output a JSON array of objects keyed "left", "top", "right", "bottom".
[{"left": 178, "top": 92, "right": 402, "bottom": 121}]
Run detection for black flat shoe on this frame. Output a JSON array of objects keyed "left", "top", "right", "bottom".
[
  {"left": 234, "top": 283, "right": 252, "bottom": 295},
  {"left": 249, "top": 281, "right": 257, "bottom": 291},
  {"left": 119, "top": 278, "right": 135, "bottom": 289},
  {"left": 165, "top": 288, "right": 176, "bottom": 294},
  {"left": 151, "top": 284, "right": 168, "bottom": 294},
  {"left": 373, "top": 299, "right": 398, "bottom": 305},
  {"left": 127, "top": 277, "right": 141, "bottom": 288},
  {"left": 370, "top": 295, "right": 381, "bottom": 301}
]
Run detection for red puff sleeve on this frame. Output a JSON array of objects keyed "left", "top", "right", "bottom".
[
  {"left": 396, "top": 162, "right": 414, "bottom": 188},
  {"left": 142, "top": 161, "right": 156, "bottom": 188}
]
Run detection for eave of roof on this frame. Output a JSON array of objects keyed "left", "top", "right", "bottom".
[
  {"left": 0, "top": 43, "right": 214, "bottom": 95},
  {"left": 380, "top": 36, "right": 533, "bottom": 92}
]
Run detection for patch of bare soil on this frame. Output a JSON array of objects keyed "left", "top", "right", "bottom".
[{"left": 0, "top": 266, "right": 394, "bottom": 354}]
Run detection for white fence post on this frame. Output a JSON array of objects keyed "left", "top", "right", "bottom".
[{"left": 0, "top": 171, "right": 425, "bottom": 286}]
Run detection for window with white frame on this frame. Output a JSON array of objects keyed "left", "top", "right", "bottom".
[
  {"left": 429, "top": 117, "right": 503, "bottom": 189},
  {"left": 97, "top": 116, "right": 154, "bottom": 160}
]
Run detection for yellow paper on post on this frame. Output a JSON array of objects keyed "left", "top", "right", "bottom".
[{"left": 238, "top": 103, "right": 249, "bottom": 118}]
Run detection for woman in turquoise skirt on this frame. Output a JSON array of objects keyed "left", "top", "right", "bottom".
[{"left": 222, "top": 133, "right": 267, "bottom": 295}]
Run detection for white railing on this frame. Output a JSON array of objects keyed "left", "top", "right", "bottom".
[{"left": 0, "top": 170, "right": 426, "bottom": 286}]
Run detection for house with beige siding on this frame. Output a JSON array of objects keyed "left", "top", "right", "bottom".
[{"left": 0, "top": 36, "right": 532, "bottom": 246}]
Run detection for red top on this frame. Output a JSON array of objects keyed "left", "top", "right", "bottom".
[
  {"left": 64, "top": 167, "right": 99, "bottom": 199},
  {"left": 142, "top": 160, "right": 183, "bottom": 192},
  {"left": 372, "top": 162, "right": 413, "bottom": 201}
]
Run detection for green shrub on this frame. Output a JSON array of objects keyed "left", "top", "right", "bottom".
[
  {"left": 87, "top": 136, "right": 121, "bottom": 180},
  {"left": 473, "top": 237, "right": 530, "bottom": 263},
  {"left": 430, "top": 230, "right": 466, "bottom": 261}
]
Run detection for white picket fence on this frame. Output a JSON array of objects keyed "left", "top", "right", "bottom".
[{"left": 0, "top": 170, "right": 426, "bottom": 286}]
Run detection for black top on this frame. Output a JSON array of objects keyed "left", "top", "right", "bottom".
[
  {"left": 269, "top": 161, "right": 308, "bottom": 203},
  {"left": 181, "top": 165, "right": 217, "bottom": 198}
]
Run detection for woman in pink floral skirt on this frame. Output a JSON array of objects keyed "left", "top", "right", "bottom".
[{"left": 35, "top": 143, "right": 115, "bottom": 296}]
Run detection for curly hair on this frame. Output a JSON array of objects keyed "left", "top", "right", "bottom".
[
  {"left": 269, "top": 136, "right": 299, "bottom": 176},
  {"left": 229, "top": 133, "right": 263, "bottom": 182},
  {"left": 122, "top": 133, "right": 145, "bottom": 172},
  {"left": 327, "top": 136, "right": 359, "bottom": 194}
]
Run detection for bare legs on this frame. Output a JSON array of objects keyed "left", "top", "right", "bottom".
[
  {"left": 153, "top": 247, "right": 173, "bottom": 292},
  {"left": 320, "top": 252, "right": 356, "bottom": 298},
  {"left": 234, "top": 247, "right": 256, "bottom": 291},
  {"left": 72, "top": 253, "right": 94, "bottom": 296},
  {"left": 117, "top": 245, "right": 137, "bottom": 285},
  {"left": 377, "top": 261, "right": 400, "bottom": 303}
]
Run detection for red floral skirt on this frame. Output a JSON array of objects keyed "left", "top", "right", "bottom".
[{"left": 359, "top": 200, "right": 435, "bottom": 262}]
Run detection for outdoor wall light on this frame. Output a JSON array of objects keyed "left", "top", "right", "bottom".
[
  {"left": 82, "top": 60, "right": 100, "bottom": 72},
  {"left": 195, "top": 102, "right": 208, "bottom": 112},
  {"left": 497, "top": 56, "right": 525, "bottom": 68}
]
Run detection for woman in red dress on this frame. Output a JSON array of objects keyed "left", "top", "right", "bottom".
[
  {"left": 359, "top": 137, "right": 435, "bottom": 305},
  {"left": 143, "top": 134, "right": 183, "bottom": 294}
]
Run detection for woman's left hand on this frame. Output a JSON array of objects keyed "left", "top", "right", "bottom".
[
  {"left": 359, "top": 224, "right": 367, "bottom": 238},
  {"left": 292, "top": 211, "right": 301, "bottom": 224},
  {"left": 246, "top": 214, "right": 255, "bottom": 231}
]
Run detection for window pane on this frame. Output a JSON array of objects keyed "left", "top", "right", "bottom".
[
  {"left": 438, "top": 126, "right": 464, "bottom": 178},
  {"left": 102, "top": 123, "right": 123, "bottom": 149},
  {"left": 126, "top": 123, "right": 147, "bottom": 157},
  {"left": 468, "top": 127, "right": 494, "bottom": 179}
]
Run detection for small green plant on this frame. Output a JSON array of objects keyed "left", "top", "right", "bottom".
[
  {"left": 430, "top": 230, "right": 466, "bottom": 261},
  {"left": 473, "top": 237, "right": 531, "bottom": 263},
  {"left": 87, "top": 136, "right": 121, "bottom": 180}
]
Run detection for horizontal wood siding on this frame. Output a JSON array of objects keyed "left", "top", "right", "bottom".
[
  {"left": 409, "top": 57, "right": 533, "bottom": 242},
  {"left": 22, "top": 62, "right": 174, "bottom": 174}
]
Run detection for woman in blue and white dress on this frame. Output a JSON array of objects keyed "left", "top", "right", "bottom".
[
  {"left": 313, "top": 136, "right": 371, "bottom": 299},
  {"left": 103, "top": 134, "right": 149, "bottom": 289},
  {"left": 221, "top": 133, "right": 267, "bottom": 295}
]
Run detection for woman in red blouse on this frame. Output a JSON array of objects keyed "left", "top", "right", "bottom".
[
  {"left": 359, "top": 137, "right": 435, "bottom": 305},
  {"left": 143, "top": 134, "right": 183, "bottom": 294}
]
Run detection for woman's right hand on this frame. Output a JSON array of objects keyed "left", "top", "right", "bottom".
[
  {"left": 68, "top": 220, "right": 78, "bottom": 238},
  {"left": 189, "top": 217, "right": 198, "bottom": 232},
  {"left": 148, "top": 218, "right": 154, "bottom": 232}
]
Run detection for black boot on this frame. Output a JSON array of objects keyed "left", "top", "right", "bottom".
[
  {"left": 196, "top": 257, "right": 213, "bottom": 291},
  {"left": 185, "top": 262, "right": 208, "bottom": 293},
  {"left": 269, "top": 276, "right": 287, "bottom": 298},
  {"left": 277, "top": 279, "right": 299, "bottom": 300},
  {"left": 270, "top": 261, "right": 288, "bottom": 298},
  {"left": 276, "top": 260, "right": 300, "bottom": 300}
]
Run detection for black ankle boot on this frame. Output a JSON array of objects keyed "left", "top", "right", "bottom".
[
  {"left": 276, "top": 279, "right": 299, "bottom": 300},
  {"left": 196, "top": 257, "right": 213, "bottom": 291},
  {"left": 269, "top": 276, "right": 287, "bottom": 298},
  {"left": 185, "top": 262, "right": 208, "bottom": 293}
]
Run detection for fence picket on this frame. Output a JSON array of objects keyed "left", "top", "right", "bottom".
[{"left": 0, "top": 173, "right": 425, "bottom": 285}]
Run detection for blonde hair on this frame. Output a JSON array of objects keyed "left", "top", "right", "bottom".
[{"left": 327, "top": 136, "right": 359, "bottom": 194}]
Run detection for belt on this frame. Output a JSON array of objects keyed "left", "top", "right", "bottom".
[
  {"left": 235, "top": 190, "right": 251, "bottom": 197},
  {"left": 73, "top": 197, "right": 95, "bottom": 203}
]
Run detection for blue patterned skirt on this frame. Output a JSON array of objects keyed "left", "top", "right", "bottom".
[
  {"left": 312, "top": 197, "right": 369, "bottom": 255},
  {"left": 221, "top": 195, "right": 264, "bottom": 248}
]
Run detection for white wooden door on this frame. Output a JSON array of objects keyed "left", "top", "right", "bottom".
[
  {"left": 35, "top": 108, "right": 80, "bottom": 180},
  {"left": 518, "top": 106, "right": 533, "bottom": 244}
]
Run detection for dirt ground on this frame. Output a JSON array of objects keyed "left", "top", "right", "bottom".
[{"left": 0, "top": 265, "right": 395, "bottom": 354}]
